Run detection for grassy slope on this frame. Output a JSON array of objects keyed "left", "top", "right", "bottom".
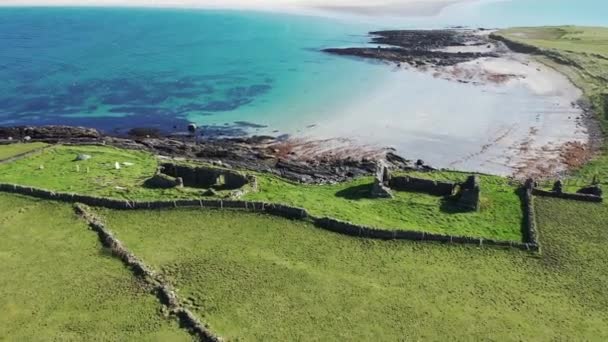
[
  {"left": 496, "top": 26, "right": 608, "bottom": 190},
  {"left": 0, "top": 142, "right": 47, "bottom": 160},
  {"left": 97, "top": 200, "right": 608, "bottom": 341},
  {"left": 0, "top": 144, "right": 524, "bottom": 241},
  {"left": 0, "top": 193, "right": 192, "bottom": 341}
]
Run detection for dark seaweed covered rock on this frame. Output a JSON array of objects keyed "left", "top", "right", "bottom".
[{"left": 0, "top": 125, "right": 100, "bottom": 140}]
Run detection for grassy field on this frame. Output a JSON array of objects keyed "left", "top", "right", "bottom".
[
  {"left": 0, "top": 142, "right": 47, "bottom": 160},
  {"left": 0, "top": 144, "right": 524, "bottom": 241},
  {"left": 94, "top": 197, "right": 608, "bottom": 341},
  {"left": 245, "top": 171, "right": 523, "bottom": 241},
  {"left": 0, "top": 193, "right": 192, "bottom": 341},
  {"left": 496, "top": 27, "right": 608, "bottom": 190},
  {"left": 0, "top": 144, "right": 205, "bottom": 200}
]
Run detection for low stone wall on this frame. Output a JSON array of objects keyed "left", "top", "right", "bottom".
[
  {"left": 75, "top": 204, "right": 222, "bottom": 342},
  {"left": 603, "top": 93, "right": 608, "bottom": 120},
  {"left": 532, "top": 189, "right": 603, "bottom": 203},
  {"left": 388, "top": 176, "right": 456, "bottom": 196},
  {"left": 0, "top": 145, "right": 51, "bottom": 164},
  {"left": 312, "top": 216, "right": 536, "bottom": 251},
  {"left": 523, "top": 185, "right": 540, "bottom": 251},
  {"left": 0, "top": 183, "right": 535, "bottom": 252},
  {"left": 160, "top": 163, "right": 249, "bottom": 190}
]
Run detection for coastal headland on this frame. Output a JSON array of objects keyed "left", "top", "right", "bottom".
[
  {"left": 323, "top": 28, "right": 601, "bottom": 179},
  {"left": 1, "top": 23, "right": 608, "bottom": 341}
]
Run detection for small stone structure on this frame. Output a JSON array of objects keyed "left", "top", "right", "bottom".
[
  {"left": 370, "top": 161, "right": 393, "bottom": 198},
  {"left": 158, "top": 163, "right": 251, "bottom": 190},
  {"left": 552, "top": 180, "right": 564, "bottom": 194},
  {"left": 529, "top": 178, "right": 603, "bottom": 203},
  {"left": 145, "top": 173, "right": 184, "bottom": 189},
  {"left": 389, "top": 176, "right": 456, "bottom": 196},
  {"left": 456, "top": 175, "right": 481, "bottom": 211}
]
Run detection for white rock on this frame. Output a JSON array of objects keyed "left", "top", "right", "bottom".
[{"left": 76, "top": 154, "right": 92, "bottom": 161}]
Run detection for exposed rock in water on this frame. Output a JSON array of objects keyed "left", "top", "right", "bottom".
[
  {"left": 323, "top": 29, "right": 500, "bottom": 68},
  {"left": 0, "top": 125, "right": 100, "bottom": 140}
]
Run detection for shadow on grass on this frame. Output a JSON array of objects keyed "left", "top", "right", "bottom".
[
  {"left": 517, "top": 187, "right": 530, "bottom": 243},
  {"left": 439, "top": 196, "right": 472, "bottom": 214},
  {"left": 335, "top": 183, "right": 374, "bottom": 200}
]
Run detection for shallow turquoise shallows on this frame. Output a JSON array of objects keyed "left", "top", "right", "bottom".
[
  {"left": 0, "top": 7, "right": 376, "bottom": 135},
  {"left": 0, "top": 1, "right": 605, "bottom": 136}
]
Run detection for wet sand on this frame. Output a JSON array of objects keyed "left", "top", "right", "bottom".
[{"left": 299, "top": 39, "right": 590, "bottom": 179}]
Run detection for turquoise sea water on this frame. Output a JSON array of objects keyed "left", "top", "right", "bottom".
[
  {"left": 0, "top": 7, "right": 375, "bottom": 135},
  {"left": 0, "top": 1, "right": 605, "bottom": 136},
  {"left": 0, "top": 1, "right": 607, "bottom": 174}
]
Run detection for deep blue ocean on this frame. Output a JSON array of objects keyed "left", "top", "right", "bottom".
[{"left": 0, "top": 0, "right": 606, "bottom": 136}]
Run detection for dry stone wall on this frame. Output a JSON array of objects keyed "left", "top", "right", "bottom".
[
  {"left": 0, "top": 144, "right": 52, "bottom": 164},
  {"left": 74, "top": 204, "right": 222, "bottom": 342},
  {"left": 0, "top": 183, "right": 537, "bottom": 252},
  {"left": 523, "top": 180, "right": 540, "bottom": 251},
  {"left": 532, "top": 188, "right": 603, "bottom": 203}
]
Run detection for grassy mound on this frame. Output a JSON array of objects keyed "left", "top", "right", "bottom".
[
  {"left": 0, "top": 142, "right": 47, "bottom": 160},
  {"left": 0, "top": 193, "right": 192, "bottom": 341},
  {"left": 95, "top": 199, "right": 608, "bottom": 341}
]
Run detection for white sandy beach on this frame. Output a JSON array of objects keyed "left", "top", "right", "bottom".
[
  {"left": 0, "top": 0, "right": 473, "bottom": 17},
  {"left": 0, "top": 0, "right": 592, "bottom": 179}
]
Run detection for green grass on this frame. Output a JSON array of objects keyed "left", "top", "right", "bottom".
[
  {"left": 0, "top": 193, "right": 192, "bottom": 341},
  {"left": 245, "top": 171, "right": 523, "bottom": 241},
  {"left": 0, "top": 142, "right": 47, "bottom": 160},
  {"left": 94, "top": 197, "right": 608, "bottom": 341},
  {"left": 0, "top": 144, "right": 207, "bottom": 200},
  {"left": 0, "top": 144, "right": 524, "bottom": 241}
]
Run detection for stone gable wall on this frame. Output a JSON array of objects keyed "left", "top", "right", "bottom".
[{"left": 388, "top": 176, "right": 456, "bottom": 196}]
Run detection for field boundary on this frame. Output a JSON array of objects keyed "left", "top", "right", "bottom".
[
  {"left": 0, "top": 182, "right": 539, "bottom": 252},
  {"left": 74, "top": 203, "right": 223, "bottom": 342},
  {"left": 0, "top": 144, "right": 52, "bottom": 165},
  {"left": 532, "top": 188, "right": 603, "bottom": 203}
]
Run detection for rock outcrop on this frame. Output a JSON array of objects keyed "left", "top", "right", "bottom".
[
  {"left": 324, "top": 30, "right": 500, "bottom": 68},
  {"left": 0, "top": 125, "right": 100, "bottom": 140}
]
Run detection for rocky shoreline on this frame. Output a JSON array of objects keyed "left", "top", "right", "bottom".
[
  {"left": 324, "top": 29, "right": 503, "bottom": 69},
  {"left": 0, "top": 125, "right": 416, "bottom": 184}
]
